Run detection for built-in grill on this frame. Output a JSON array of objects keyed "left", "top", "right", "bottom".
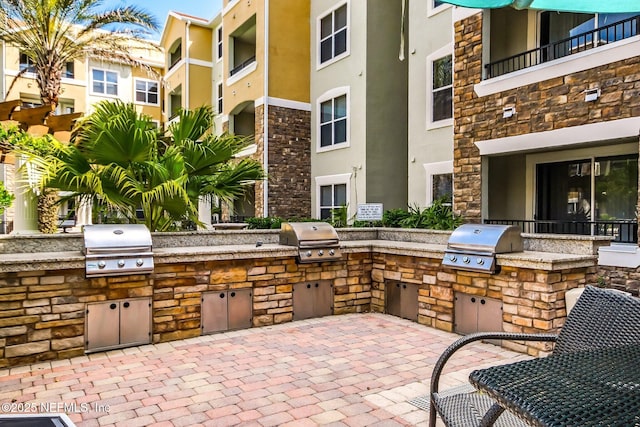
[
  {"left": 442, "top": 224, "right": 523, "bottom": 274},
  {"left": 83, "top": 224, "right": 154, "bottom": 277},
  {"left": 280, "top": 222, "right": 342, "bottom": 263}
]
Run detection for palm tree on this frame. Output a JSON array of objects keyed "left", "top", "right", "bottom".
[
  {"left": 0, "top": 0, "right": 159, "bottom": 107},
  {"left": 29, "top": 100, "right": 264, "bottom": 231}
]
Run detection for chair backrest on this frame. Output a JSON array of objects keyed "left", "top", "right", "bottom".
[{"left": 554, "top": 285, "right": 640, "bottom": 354}]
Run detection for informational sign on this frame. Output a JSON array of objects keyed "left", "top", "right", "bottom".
[{"left": 357, "top": 203, "right": 383, "bottom": 221}]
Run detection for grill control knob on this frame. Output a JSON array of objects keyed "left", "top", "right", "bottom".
[
  {"left": 318, "top": 250, "right": 324, "bottom": 256},
  {"left": 98, "top": 260, "right": 106, "bottom": 269},
  {"left": 117, "top": 259, "right": 125, "bottom": 268},
  {"left": 306, "top": 250, "right": 312, "bottom": 257},
  {"left": 329, "top": 249, "right": 335, "bottom": 256},
  {"left": 136, "top": 258, "right": 144, "bottom": 267},
  {"left": 463, "top": 256, "right": 470, "bottom": 264},
  {"left": 477, "top": 258, "right": 485, "bottom": 265},
  {"left": 449, "top": 255, "right": 457, "bottom": 262}
]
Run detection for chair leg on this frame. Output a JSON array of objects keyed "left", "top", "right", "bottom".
[{"left": 479, "top": 403, "right": 505, "bottom": 427}]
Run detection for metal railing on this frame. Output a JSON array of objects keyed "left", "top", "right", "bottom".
[
  {"left": 484, "top": 219, "right": 638, "bottom": 243},
  {"left": 485, "top": 15, "right": 640, "bottom": 79},
  {"left": 230, "top": 56, "right": 256, "bottom": 77}
]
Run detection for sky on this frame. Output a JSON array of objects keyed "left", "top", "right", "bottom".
[{"left": 103, "top": 0, "right": 223, "bottom": 39}]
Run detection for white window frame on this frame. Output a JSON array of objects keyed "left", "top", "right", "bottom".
[
  {"left": 427, "top": 0, "right": 452, "bottom": 17},
  {"left": 316, "top": 86, "right": 350, "bottom": 153},
  {"left": 423, "top": 160, "right": 453, "bottom": 206},
  {"left": 316, "top": 1, "right": 350, "bottom": 70},
  {"left": 315, "top": 173, "right": 352, "bottom": 219},
  {"left": 90, "top": 68, "right": 118, "bottom": 97},
  {"left": 133, "top": 78, "right": 160, "bottom": 106},
  {"left": 426, "top": 43, "right": 453, "bottom": 130},
  {"left": 217, "top": 83, "right": 223, "bottom": 114},
  {"left": 216, "top": 25, "right": 223, "bottom": 62}
]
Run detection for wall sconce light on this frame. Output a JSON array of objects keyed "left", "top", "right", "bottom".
[
  {"left": 503, "top": 106, "right": 516, "bottom": 118},
  {"left": 584, "top": 88, "right": 600, "bottom": 102}
]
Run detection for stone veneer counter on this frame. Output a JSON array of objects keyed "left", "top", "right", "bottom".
[
  {"left": 0, "top": 229, "right": 606, "bottom": 367},
  {"left": 0, "top": 240, "right": 597, "bottom": 272}
]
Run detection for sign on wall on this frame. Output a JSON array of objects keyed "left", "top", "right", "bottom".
[{"left": 357, "top": 203, "right": 383, "bottom": 221}]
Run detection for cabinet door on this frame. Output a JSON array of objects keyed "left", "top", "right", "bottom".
[
  {"left": 454, "top": 293, "right": 478, "bottom": 335},
  {"left": 120, "top": 298, "right": 152, "bottom": 346},
  {"left": 400, "top": 283, "right": 419, "bottom": 322},
  {"left": 293, "top": 283, "right": 315, "bottom": 321},
  {"left": 386, "top": 281, "right": 402, "bottom": 317},
  {"left": 202, "top": 291, "right": 228, "bottom": 334},
  {"left": 477, "top": 297, "right": 503, "bottom": 332},
  {"left": 228, "top": 289, "right": 253, "bottom": 330},
  {"left": 314, "top": 280, "right": 333, "bottom": 318},
  {"left": 86, "top": 301, "right": 120, "bottom": 352}
]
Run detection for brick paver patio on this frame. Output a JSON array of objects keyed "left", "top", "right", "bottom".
[{"left": 0, "top": 313, "right": 530, "bottom": 426}]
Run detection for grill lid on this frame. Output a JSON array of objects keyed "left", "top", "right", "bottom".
[
  {"left": 83, "top": 224, "right": 152, "bottom": 253},
  {"left": 280, "top": 222, "right": 339, "bottom": 247},
  {"left": 443, "top": 224, "right": 523, "bottom": 274},
  {"left": 446, "top": 224, "right": 523, "bottom": 254},
  {"left": 279, "top": 222, "right": 341, "bottom": 263}
]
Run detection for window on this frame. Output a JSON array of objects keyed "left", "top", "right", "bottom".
[
  {"left": 91, "top": 69, "right": 118, "bottom": 96},
  {"left": 135, "top": 79, "right": 159, "bottom": 105},
  {"left": 217, "top": 83, "right": 223, "bottom": 114},
  {"left": 433, "top": 174, "right": 453, "bottom": 205},
  {"left": 63, "top": 62, "right": 74, "bottom": 79},
  {"left": 318, "top": 88, "right": 348, "bottom": 150},
  {"left": 216, "top": 26, "right": 223, "bottom": 61},
  {"left": 424, "top": 161, "right": 453, "bottom": 206},
  {"left": 19, "top": 52, "right": 35, "bottom": 73},
  {"left": 432, "top": 54, "right": 452, "bottom": 122},
  {"left": 319, "top": 3, "right": 348, "bottom": 65},
  {"left": 169, "top": 40, "right": 182, "bottom": 70},
  {"left": 320, "top": 183, "right": 347, "bottom": 220}
]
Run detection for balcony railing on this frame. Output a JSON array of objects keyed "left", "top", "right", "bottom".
[
  {"left": 484, "top": 219, "right": 638, "bottom": 243},
  {"left": 230, "top": 56, "right": 256, "bottom": 77},
  {"left": 485, "top": 15, "right": 640, "bottom": 79}
]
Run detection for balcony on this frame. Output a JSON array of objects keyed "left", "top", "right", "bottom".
[
  {"left": 485, "top": 14, "right": 640, "bottom": 79},
  {"left": 230, "top": 55, "right": 256, "bottom": 77}
]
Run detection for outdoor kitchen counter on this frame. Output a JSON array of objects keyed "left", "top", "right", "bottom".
[{"left": 0, "top": 241, "right": 597, "bottom": 273}]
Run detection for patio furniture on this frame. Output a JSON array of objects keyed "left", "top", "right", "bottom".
[{"left": 429, "top": 285, "right": 640, "bottom": 427}]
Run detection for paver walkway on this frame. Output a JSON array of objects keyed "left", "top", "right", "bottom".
[{"left": 0, "top": 313, "right": 531, "bottom": 426}]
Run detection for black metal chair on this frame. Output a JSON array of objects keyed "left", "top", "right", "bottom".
[{"left": 429, "top": 286, "right": 640, "bottom": 427}]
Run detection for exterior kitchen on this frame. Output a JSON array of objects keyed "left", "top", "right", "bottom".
[{"left": 0, "top": 225, "right": 603, "bottom": 368}]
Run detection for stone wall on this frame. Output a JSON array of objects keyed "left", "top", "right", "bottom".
[
  {"left": 0, "top": 253, "right": 372, "bottom": 368},
  {"left": 597, "top": 265, "right": 640, "bottom": 296},
  {"left": 266, "top": 105, "right": 311, "bottom": 219},
  {"left": 453, "top": 12, "right": 640, "bottom": 223},
  {"left": 371, "top": 252, "right": 597, "bottom": 356},
  {"left": 452, "top": 13, "right": 484, "bottom": 222}
]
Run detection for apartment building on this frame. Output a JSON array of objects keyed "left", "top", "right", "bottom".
[
  {"left": 407, "top": 0, "right": 456, "bottom": 208},
  {"left": 310, "top": 0, "right": 408, "bottom": 221},
  {"left": 1, "top": 31, "right": 164, "bottom": 234},
  {"left": 222, "top": 0, "right": 311, "bottom": 219},
  {"left": 450, "top": 7, "right": 640, "bottom": 265},
  {"left": 1, "top": 36, "right": 164, "bottom": 122}
]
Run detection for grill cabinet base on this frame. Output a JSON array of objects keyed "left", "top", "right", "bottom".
[
  {"left": 385, "top": 281, "right": 419, "bottom": 322},
  {"left": 293, "top": 281, "right": 333, "bottom": 321},
  {"left": 201, "top": 289, "right": 253, "bottom": 334},
  {"left": 85, "top": 298, "right": 151, "bottom": 353}
]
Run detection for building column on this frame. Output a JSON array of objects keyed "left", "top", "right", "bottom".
[
  {"left": 198, "top": 196, "right": 213, "bottom": 229},
  {"left": 10, "top": 157, "right": 39, "bottom": 234},
  {"left": 75, "top": 197, "right": 92, "bottom": 229}
]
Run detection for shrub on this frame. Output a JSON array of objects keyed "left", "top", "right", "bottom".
[
  {"left": 0, "top": 181, "right": 14, "bottom": 216},
  {"left": 245, "top": 216, "right": 283, "bottom": 229},
  {"left": 399, "top": 198, "right": 463, "bottom": 230}
]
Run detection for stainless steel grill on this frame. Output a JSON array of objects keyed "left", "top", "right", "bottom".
[
  {"left": 442, "top": 224, "right": 523, "bottom": 273},
  {"left": 280, "top": 222, "right": 342, "bottom": 263},
  {"left": 83, "top": 224, "right": 154, "bottom": 277}
]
